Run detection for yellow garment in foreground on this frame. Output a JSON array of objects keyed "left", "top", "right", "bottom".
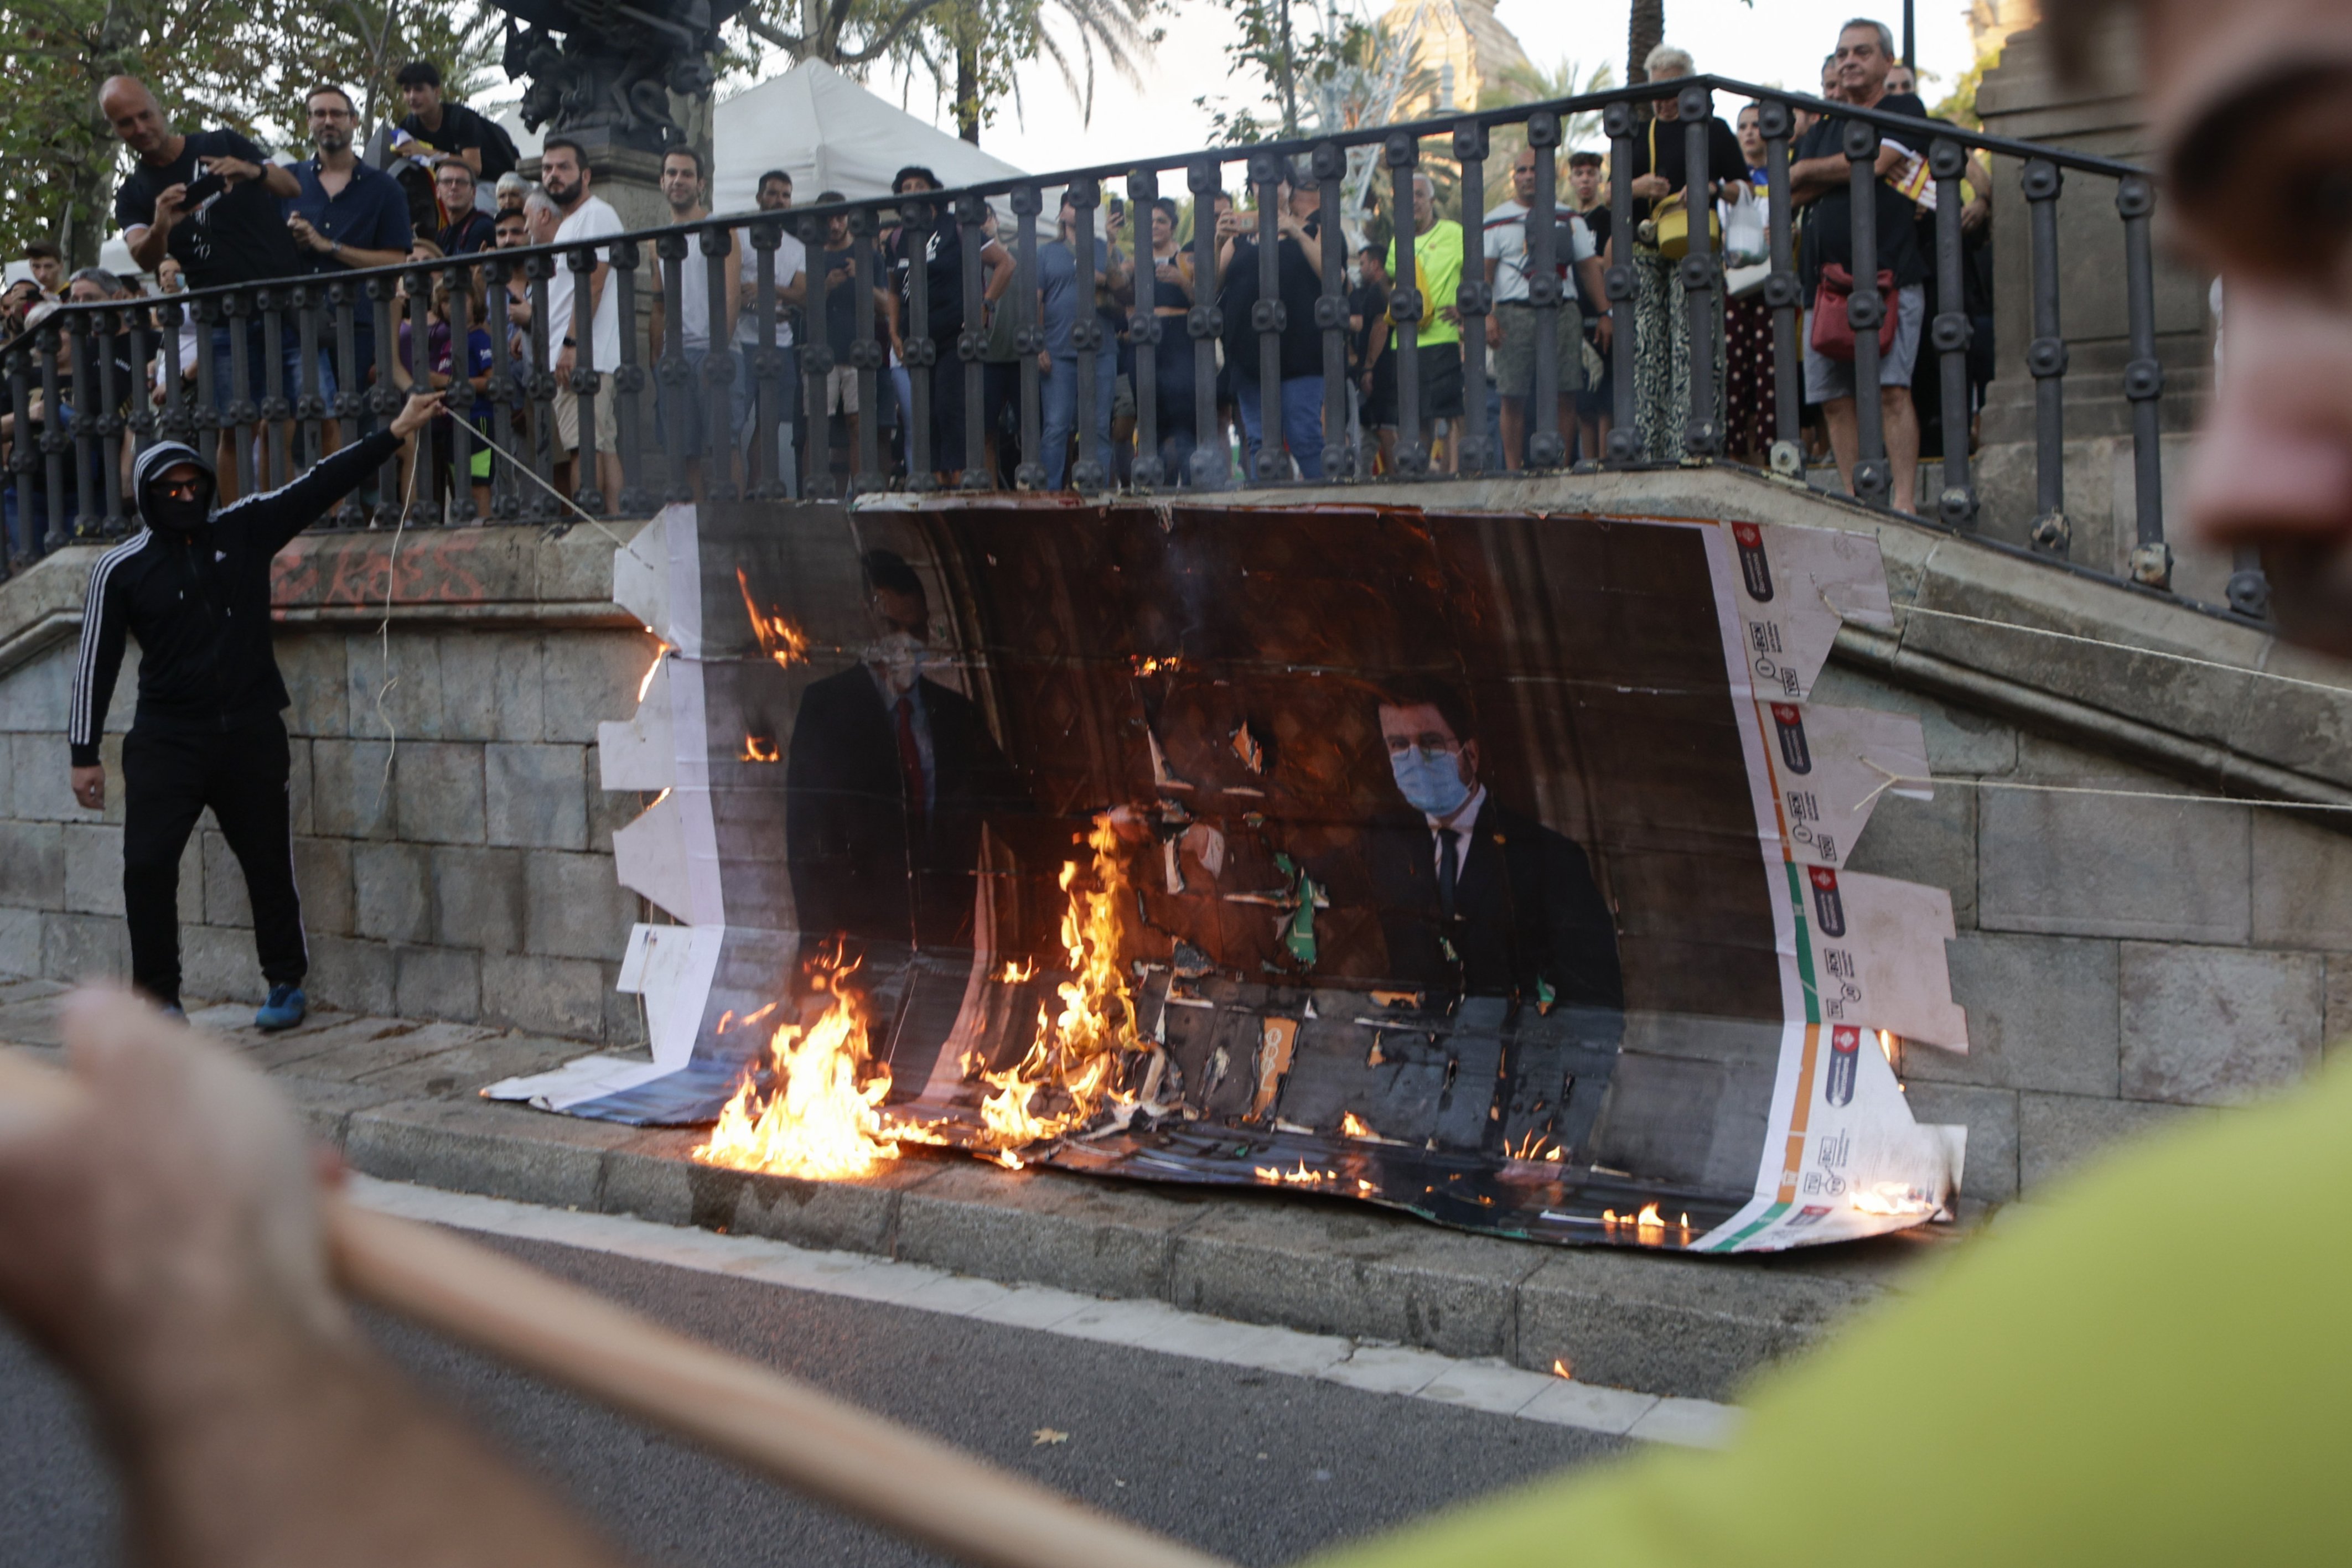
[{"left": 1310, "top": 1058, "right": 2352, "bottom": 1567}]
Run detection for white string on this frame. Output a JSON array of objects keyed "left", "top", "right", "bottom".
[
  {"left": 1856, "top": 757, "right": 2352, "bottom": 815},
  {"left": 443, "top": 408, "right": 634, "bottom": 551},
  {"left": 372, "top": 432, "right": 428, "bottom": 814},
  {"left": 1850, "top": 594, "right": 2352, "bottom": 702}
]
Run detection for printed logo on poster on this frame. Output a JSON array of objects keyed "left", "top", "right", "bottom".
[
  {"left": 1825, "top": 1024, "right": 1861, "bottom": 1107},
  {"left": 1807, "top": 864, "right": 1847, "bottom": 937},
  {"left": 1733, "top": 521, "right": 1774, "bottom": 601},
  {"left": 1770, "top": 703, "right": 1812, "bottom": 773}
]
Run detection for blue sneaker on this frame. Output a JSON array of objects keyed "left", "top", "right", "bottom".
[{"left": 255, "top": 984, "right": 307, "bottom": 1032}]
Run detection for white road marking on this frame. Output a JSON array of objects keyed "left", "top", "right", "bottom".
[{"left": 347, "top": 1175, "right": 1744, "bottom": 1448}]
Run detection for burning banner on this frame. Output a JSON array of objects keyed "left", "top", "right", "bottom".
[{"left": 488, "top": 502, "right": 1968, "bottom": 1251}]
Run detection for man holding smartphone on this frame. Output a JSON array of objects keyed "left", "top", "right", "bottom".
[{"left": 102, "top": 75, "right": 305, "bottom": 501}]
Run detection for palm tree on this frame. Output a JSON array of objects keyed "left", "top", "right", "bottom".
[
  {"left": 1626, "top": 0, "right": 1662, "bottom": 84},
  {"left": 884, "top": 0, "right": 1159, "bottom": 144}
]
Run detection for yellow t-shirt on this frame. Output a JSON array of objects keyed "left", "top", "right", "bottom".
[
  {"left": 1389, "top": 219, "right": 1464, "bottom": 349},
  {"left": 1311, "top": 1055, "right": 2352, "bottom": 1567}
]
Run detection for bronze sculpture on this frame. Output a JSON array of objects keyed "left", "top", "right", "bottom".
[{"left": 494, "top": 0, "right": 747, "bottom": 149}]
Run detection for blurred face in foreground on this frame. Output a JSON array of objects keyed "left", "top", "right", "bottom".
[{"left": 2135, "top": 0, "right": 2352, "bottom": 653}]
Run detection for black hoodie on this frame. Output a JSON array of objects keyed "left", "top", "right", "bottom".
[{"left": 68, "top": 430, "right": 399, "bottom": 765}]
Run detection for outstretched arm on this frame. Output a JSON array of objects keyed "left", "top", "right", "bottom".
[
  {"left": 0, "top": 992, "right": 638, "bottom": 1568},
  {"left": 226, "top": 391, "right": 444, "bottom": 555}
]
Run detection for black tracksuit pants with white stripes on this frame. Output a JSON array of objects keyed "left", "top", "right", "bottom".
[{"left": 122, "top": 715, "right": 305, "bottom": 1006}]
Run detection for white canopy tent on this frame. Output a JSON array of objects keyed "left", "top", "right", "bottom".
[{"left": 710, "top": 60, "right": 1032, "bottom": 216}]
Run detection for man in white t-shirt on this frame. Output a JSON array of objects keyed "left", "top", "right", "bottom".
[
  {"left": 1481, "top": 147, "right": 1603, "bottom": 471},
  {"left": 731, "top": 168, "right": 808, "bottom": 493},
  {"left": 540, "top": 137, "right": 624, "bottom": 504}
]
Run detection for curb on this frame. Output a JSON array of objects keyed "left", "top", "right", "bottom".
[{"left": 0, "top": 983, "right": 1955, "bottom": 1403}]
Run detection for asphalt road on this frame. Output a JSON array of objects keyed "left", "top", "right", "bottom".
[{"left": 0, "top": 1230, "right": 1621, "bottom": 1567}]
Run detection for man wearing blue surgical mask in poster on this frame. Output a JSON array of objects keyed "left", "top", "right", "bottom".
[{"left": 1367, "top": 677, "right": 1623, "bottom": 1014}]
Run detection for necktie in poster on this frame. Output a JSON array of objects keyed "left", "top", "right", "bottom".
[{"left": 489, "top": 502, "right": 1970, "bottom": 1252}]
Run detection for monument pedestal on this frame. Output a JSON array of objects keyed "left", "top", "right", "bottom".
[{"left": 1972, "top": 21, "right": 2225, "bottom": 599}]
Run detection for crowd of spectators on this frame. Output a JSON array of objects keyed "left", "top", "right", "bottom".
[{"left": 3, "top": 17, "right": 2002, "bottom": 529}]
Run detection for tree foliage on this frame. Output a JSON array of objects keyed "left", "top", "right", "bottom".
[
  {"left": 0, "top": 0, "right": 503, "bottom": 267},
  {"left": 1193, "top": 0, "right": 1365, "bottom": 144}
]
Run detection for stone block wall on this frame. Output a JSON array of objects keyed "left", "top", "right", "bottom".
[
  {"left": 1816, "top": 660, "right": 2345, "bottom": 1205},
  {"left": 0, "top": 596, "right": 654, "bottom": 1049}
]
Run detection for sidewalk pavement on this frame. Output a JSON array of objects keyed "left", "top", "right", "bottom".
[{"left": 0, "top": 977, "right": 1965, "bottom": 1401}]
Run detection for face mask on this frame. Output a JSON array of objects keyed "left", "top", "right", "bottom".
[
  {"left": 149, "top": 491, "right": 210, "bottom": 531},
  {"left": 1390, "top": 745, "right": 1469, "bottom": 818},
  {"left": 866, "top": 631, "right": 924, "bottom": 697}
]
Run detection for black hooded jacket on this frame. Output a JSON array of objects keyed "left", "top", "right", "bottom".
[{"left": 68, "top": 431, "right": 398, "bottom": 765}]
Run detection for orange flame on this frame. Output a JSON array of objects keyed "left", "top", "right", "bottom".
[
  {"left": 740, "top": 734, "right": 781, "bottom": 763},
  {"left": 735, "top": 567, "right": 810, "bottom": 669},
  {"left": 974, "top": 819, "right": 1145, "bottom": 1155},
  {"left": 1253, "top": 1161, "right": 1338, "bottom": 1186},
  {"left": 695, "top": 952, "right": 902, "bottom": 1180},
  {"left": 1340, "top": 1111, "right": 1379, "bottom": 1140},
  {"left": 638, "top": 642, "right": 671, "bottom": 703},
  {"left": 1130, "top": 654, "right": 1183, "bottom": 675},
  {"left": 996, "top": 958, "right": 1037, "bottom": 983},
  {"left": 1552, "top": 1358, "right": 1573, "bottom": 1379}
]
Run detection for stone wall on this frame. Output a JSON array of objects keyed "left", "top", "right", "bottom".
[{"left": 0, "top": 526, "right": 655, "bottom": 1048}]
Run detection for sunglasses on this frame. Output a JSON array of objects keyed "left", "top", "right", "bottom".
[{"left": 154, "top": 477, "right": 208, "bottom": 501}]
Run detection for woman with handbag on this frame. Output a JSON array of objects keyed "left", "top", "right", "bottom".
[
  {"left": 1618, "top": 44, "right": 1745, "bottom": 463},
  {"left": 1721, "top": 102, "right": 1783, "bottom": 466}
]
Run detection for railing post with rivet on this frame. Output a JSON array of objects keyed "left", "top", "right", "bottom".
[
  {"left": 1127, "top": 169, "right": 1163, "bottom": 489},
  {"left": 444, "top": 263, "right": 478, "bottom": 523},
  {"left": 1313, "top": 142, "right": 1350, "bottom": 480},
  {"left": 956, "top": 193, "right": 990, "bottom": 489},
  {"left": 656, "top": 231, "right": 691, "bottom": 503},
  {"left": 1603, "top": 102, "right": 1639, "bottom": 462},
  {"left": 368, "top": 276, "right": 402, "bottom": 523},
  {"left": 899, "top": 199, "right": 935, "bottom": 491},
  {"left": 1067, "top": 179, "right": 1106, "bottom": 493},
  {"left": 1526, "top": 110, "right": 1566, "bottom": 469},
  {"left": 1759, "top": 99, "right": 1802, "bottom": 477},
  {"left": 1386, "top": 132, "right": 1424, "bottom": 474},
  {"left": 702, "top": 223, "right": 738, "bottom": 502},
  {"left": 849, "top": 207, "right": 884, "bottom": 492},
  {"left": 2118, "top": 174, "right": 2169, "bottom": 589},
  {"left": 1929, "top": 138, "right": 1976, "bottom": 527},
  {"left": 1249, "top": 152, "right": 1286, "bottom": 483},
  {"left": 522, "top": 257, "right": 559, "bottom": 522},
  {"left": 1187, "top": 159, "right": 1224, "bottom": 489},
  {"left": 66, "top": 311, "right": 100, "bottom": 534},
  {"left": 258, "top": 287, "right": 290, "bottom": 490},
  {"left": 797, "top": 213, "right": 834, "bottom": 499},
  {"left": 225, "top": 291, "right": 258, "bottom": 500},
  {"left": 484, "top": 255, "right": 519, "bottom": 520},
  {"left": 1680, "top": 83, "right": 1721, "bottom": 459},
  {"left": 609, "top": 241, "right": 650, "bottom": 515},
  {"left": 1012, "top": 182, "right": 1045, "bottom": 491},
  {"left": 2023, "top": 157, "right": 2068, "bottom": 554},
  {"left": 1453, "top": 118, "right": 1492, "bottom": 475},
  {"left": 1843, "top": 117, "right": 1889, "bottom": 507},
  {"left": 328, "top": 283, "right": 364, "bottom": 526},
  {"left": 3, "top": 343, "right": 29, "bottom": 569},
  {"left": 35, "top": 314, "right": 69, "bottom": 549},
  {"left": 94, "top": 308, "right": 127, "bottom": 531}
]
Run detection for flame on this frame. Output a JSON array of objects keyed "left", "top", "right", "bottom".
[
  {"left": 1601, "top": 1202, "right": 1685, "bottom": 1238},
  {"left": 996, "top": 958, "right": 1037, "bottom": 983},
  {"left": 1340, "top": 1111, "right": 1379, "bottom": 1140},
  {"left": 1878, "top": 1029, "right": 1898, "bottom": 1065},
  {"left": 1253, "top": 1161, "right": 1338, "bottom": 1186},
  {"left": 1130, "top": 654, "right": 1183, "bottom": 675},
  {"left": 1551, "top": 1358, "right": 1573, "bottom": 1379},
  {"left": 740, "top": 734, "right": 781, "bottom": 762},
  {"left": 637, "top": 642, "right": 670, "bottom": 703},
  {"left": 974, "top": 819, "right": 1146, "bottom": 1155},
  {"left": 1506, "top": 1130, "right": 1551, "bottom": 1162},
  {"left": 695, "top": 951, "right": 903, "bottom": 1180},
  {"left": 735, "top": 567, "right": 810, "bottom": 669}
]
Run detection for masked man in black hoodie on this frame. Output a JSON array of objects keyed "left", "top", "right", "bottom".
[{"left": 66, "top": 391, "right": 445, "bottom": 1029}]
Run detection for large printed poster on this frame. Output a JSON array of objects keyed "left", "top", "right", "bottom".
[{"left": 490, "top": 500, "right": 1968, "bottom": 1252}]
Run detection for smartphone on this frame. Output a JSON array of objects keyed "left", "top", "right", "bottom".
[
  {"left": 1107, "top": 194, "right": 1125, "bottom": 219},
  {"left": 182, "top": 170, "right": 228, "bottom": 207}
]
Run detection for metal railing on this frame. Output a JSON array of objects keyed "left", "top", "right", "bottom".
[{"left": 0, "top": 75, "right": 2254, "bottom": 616}]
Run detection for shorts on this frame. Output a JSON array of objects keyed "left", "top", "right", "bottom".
[
  {"left": 1802, "top": 283, "right": 1926, "bottom": 403},
  {"left": 825, "top": 364, "right": 861, "bottom": 416},
  {"left": 1494, "top": 302, "right": 1585, "bottom": 399},
  {"left": 555, "top": 373, "right": 619, "bottom": 455},
  {"left": 1417, "top": 340, "right": 1465, "bottom": 420}
]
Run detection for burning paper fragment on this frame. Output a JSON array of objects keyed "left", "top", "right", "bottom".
[{"left": 735, "top": 565, "right": 810, "bottom": 669}]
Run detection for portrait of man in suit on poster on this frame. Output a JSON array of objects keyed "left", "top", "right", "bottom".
[
  {"left": 783, "top": 548, "right": 1029, "bottom": 954},
  {"left": 1364, "top": 676, "right": 1625, "bottom": 1020}
]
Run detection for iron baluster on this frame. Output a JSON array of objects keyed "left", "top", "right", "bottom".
[
  {"left": 957, "top": 193, "right": 989, "bottom": 488},
  {"left": 93, "top": 308, "right": 126, "bottom": 532},
  {"left": 1929, "top": 139, "right": 1976, "bottom": 527},
  {"left": 291, "top": 283, "right": 323, "bottom": 473},
  {"left": 899, "top": 199, "right": 936, "bottom": 491},
  {"left": 1012, "top": 183, "right": 1045, "bottom": 490},
  {"left": 1454, "top": 119, "right": 1492, "bottom": 474},
  {"left": 403, "top": 267, "right": 434, "bottom": 521},
  {"left": 1186, "top": 159, "right": 1223, "bottom": 489},
  {"left": 1603, "top": 103, "right": 1639, "bottom": 461},
  {"left": 1759, "top": 101, "right": 1802, "bottom": 476},
  {"left": 800, "top": 212, "right": 835, "bottom": 499},
  {"left": 1526, "top": 111, "right": 1567, "bottom": 469},
  {"left": 524, "top": 256, "right": 559, "bottom": 521},
  {"left": 2023, "top": 157, "right": 2067, "bottom": 553},
  {"left": 849, "top": 207, "right": 883, "bottom": 492},
  {"left": 1843, "top": 117, "right": 1890, "bottom": 507},
  {"left": 224, "top": 291, "right": 258, "bottom": 500},
  {"left": 35, "top": 314, "right": 68, "bottom": 549},
  {"left": 444, "top": 263, "right": 478, "bottom": 523},
  {"left": 1312, "top": 143, "right": 1350, "bottom": 480},
  {"left": 1387, "top": 133, "right": 1424, "bottom": 474},
  {"left": 1127, "top": 169, "right": 1163, "bottom": 489},
  {"left": 1067, "top": 178, "right": 1106, "bottom": 493},
  {"left": 328, "top": 283, "right": 364, "bottom": 526},
  {"left": 66, "top": 312, "right": 100, "bottom": 534},
  {"left": 2117, "top": 174, "right": 2168, "bottom": 588},
  {"left": 656, "top": 231, "right": 692, "bottom": 503},
  {"left": 1250, "top": 152, "right": 1286, "bottom": 482},
  {"left": 1681, "top": 84, "right": 1721, "bottom": 458},
  {"left": 369, "top": 276, "right": 402, "bottom": 524},
  {"left": 485, "top": 255, "right": 520, "bottom": 520},
  {"left": 609, "top": 241, "right": 650, "bottom": 515},
  {"left": 703, "top": 223, "right": 739, "bottom": 502},
  {"left": 258, "top": 287, "right": 290, "bottom": 489}
]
